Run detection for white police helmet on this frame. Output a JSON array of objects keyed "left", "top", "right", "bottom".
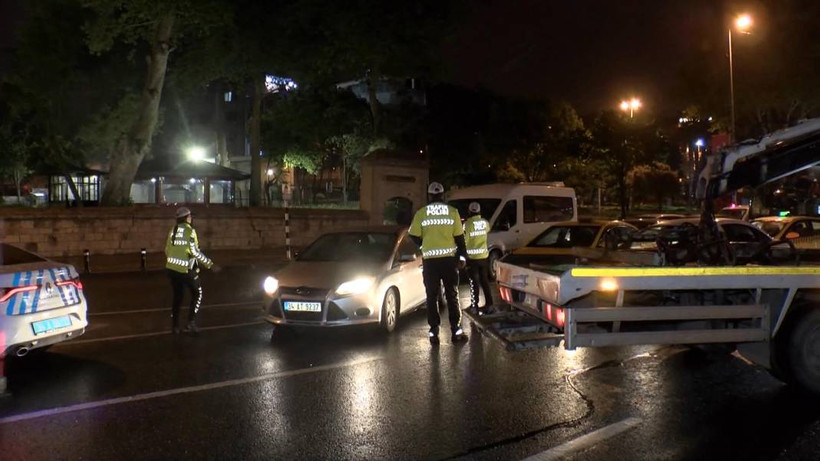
[
  {"left": 468, "top": 202, "right": 481, "bottom": 213},
  {"left": 176, "top": 207, "right": 192, "bottom": 218},
  {"left": 427, "top": 182, "right": 445, "bottom": 194}
]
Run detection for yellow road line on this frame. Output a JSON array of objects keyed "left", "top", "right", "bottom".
[{"left": 570, "top": 266, "right": 820, "bottom": 277}]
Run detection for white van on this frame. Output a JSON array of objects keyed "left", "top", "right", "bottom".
[{"left": 447, "top": 183, "right": 577, "bottom": 274}]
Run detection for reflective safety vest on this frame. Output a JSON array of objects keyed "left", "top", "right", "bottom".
[
  {"left": 463, "top": 215, "right": 490, "bottom": 260},
  {"left": 165, "top": 222, "right": 214, "bottom": 274},
  {"left": 408, "top": 202, "right": 463, "bottom": 259}
]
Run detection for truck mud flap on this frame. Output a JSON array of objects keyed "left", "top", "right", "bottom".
[
  {"left": 463, "top": 308, "right": 564, "bottom": 351},
  {"left": 565, "top": 304, "right": 770, "bottom": 350}
]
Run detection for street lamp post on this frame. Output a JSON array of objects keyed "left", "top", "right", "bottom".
[
  {"left": 619, "top": 98, "right": 642, "bottom": 119},
  {"left": 729, "top": 14, "right": 752, "bottom": 143}
]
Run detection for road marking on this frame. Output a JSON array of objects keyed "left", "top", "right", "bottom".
[
  {"left": 52, "top": 320, "right": 265, "bottom": 347},
  {"left": 521, "top": 417, "right": 642, "bottom": 461},
  {"left": 0, "top": 356, "right": 383, "bottom": 425},
  {"left": 88, "top": 301, "right": 261, "bottom": 317}
]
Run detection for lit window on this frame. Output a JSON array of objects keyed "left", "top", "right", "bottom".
[{"left": 224, "top": 91, "right": 233, "bottom": 102}]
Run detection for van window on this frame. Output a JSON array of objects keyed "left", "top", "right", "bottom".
[
  {"left": 448, "top": 199, "right": 501, "bottom": 221},
  {"left": 523, "top": 196, "right": 574, "bottom": 223},
  {"left": 492, "top": 200, "right": 517, "bottom": 231}
]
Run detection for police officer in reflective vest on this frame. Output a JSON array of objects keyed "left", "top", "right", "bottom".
[
  {"left": 464, "top": 202, "right": 494, "bottom": 315},
  {"left": 165, "top": 207, "right": 219, "bottom": 334},
  {"left": 409, "top": 182, "right": 469, "bottom": 344}
]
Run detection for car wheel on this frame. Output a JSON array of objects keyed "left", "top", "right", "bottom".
[
  {"left": 488, "top": 250, "right": 502, "bottom": 281},
  {"left": 381, "top": 288, "right": 399, "bottom": 333}
]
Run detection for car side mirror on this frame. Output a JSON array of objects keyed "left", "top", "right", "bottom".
[
  {"left": 497, "top": 221, "right": 511, "bottom": 231},
  {"left": 398, "top": 253, "right": 417, "bottom": 263},
  {"left": 785, "top": 232, "right": 800, "bottom": 240}
]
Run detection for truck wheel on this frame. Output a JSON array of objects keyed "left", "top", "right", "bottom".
[
  {"left": 488, "top": 250, "right": 502, "bottom": 281},
  {"left": 783, "top": 308, "right": 820, "bottom": 394}
]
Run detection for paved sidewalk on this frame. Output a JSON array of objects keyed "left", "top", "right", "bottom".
[{"left": 54, "top": 246, "right": 292, "bottom": 274}]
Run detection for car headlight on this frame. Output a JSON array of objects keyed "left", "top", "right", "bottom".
[
  {"left": 335, "top": 277, "right": 375, "bottom": 296},
  {"left": 263, "top": 276, "right": 279, "bottom": 295}
]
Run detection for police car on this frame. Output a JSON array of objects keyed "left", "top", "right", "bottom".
[{"left": 1, "top": 243, "right": 88, "bottom": 357}]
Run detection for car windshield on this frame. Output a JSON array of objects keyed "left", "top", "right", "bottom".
[
  {"left": 528, "top": 225, "right": 600, "bottom": 248},
  {"left": 297, "top": 232, "right": 396, "bottom": 263},
  {"left": 448, "top": 199, "right": 501, "bottom": 221},
  {"left": 717, "top": 208, "right": 746, "bottom": 219},
  {"left": 752, "top": 221, "right": 785, "bottom": 237}
]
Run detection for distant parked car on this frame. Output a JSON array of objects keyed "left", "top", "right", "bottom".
[
  {"left": 630, "top": 217, "right": 772, "bottom": 264},
  {"left": 623, "top": 213, "right": 688, "bottom": 229},
  {"left": 1, "top": 243, "right": 88, "bottom": 357},
  {"left": 717, "top": 205, "right": 751, "bottom": 221},
  {"left": 501, "top": 220, "right": 637, "bottom": 266},
  {"left": 752, "top": 216, "right": 820, "bottom": 250},
  {"left": 262, "top": 227, "right": 425, "bottom": 335}
]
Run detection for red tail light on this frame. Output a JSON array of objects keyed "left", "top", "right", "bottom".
[
  {"left": 56, "top": 279, "right": 83, "bottom": 290},
  {"left": 556, "top": 307, "right": 565, "bottom": 327},
  {"left": 499, "top": 287, "right": 512, "bottom": 303},
  {"left": 0, "top": 285, "right": 39, "bottom": 303}
]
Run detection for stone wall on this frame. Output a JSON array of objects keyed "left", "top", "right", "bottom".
[{"left": 0, "top": 206, "right": 369, "bottom": 258}]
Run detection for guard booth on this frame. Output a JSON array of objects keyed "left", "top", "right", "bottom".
[{"left": 359, "top": 149, "right": 429, "bottom": 226}]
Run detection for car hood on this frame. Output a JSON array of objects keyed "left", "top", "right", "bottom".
[{"left": 274, "top": 261, "right": 384, "bottom": 289}]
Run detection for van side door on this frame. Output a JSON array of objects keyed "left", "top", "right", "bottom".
[{"left": 490, "top": 200, "right": 519, "bottom": 252}]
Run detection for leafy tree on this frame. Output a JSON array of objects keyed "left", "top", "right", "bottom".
[
  {"left": 628, "top": 162, "right": 681, "bottom": 211},
  {"left": 504, "top": 102, "right": 590, "bottom": 182},
  {"left": 261, "top": 87, "right": 386, "bottom": 203},
  {"left": 81, "top": 0, "right": 229, "bottom": 205}
]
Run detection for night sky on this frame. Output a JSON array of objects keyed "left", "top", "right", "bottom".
[
  {"left": 443, "top": 0, "right": 740, "bottom": 113},
  {"left": 1, "top": 0, "right": 781, "bottom": 116}
]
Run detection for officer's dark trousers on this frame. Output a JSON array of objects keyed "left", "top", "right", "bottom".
[
  {"left": 423, "top": 257, "right": 461, "bottom": 334},
  {"left": 167, "top": 269, "right": 202, "bottom": 327},
  {"left": 467, "top": 258, "right": 493, "bottom": 309}
]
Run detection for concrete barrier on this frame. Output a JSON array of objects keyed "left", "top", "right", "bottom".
[{"left": 0, "top": 206, "right": 369, "bottom": 258}]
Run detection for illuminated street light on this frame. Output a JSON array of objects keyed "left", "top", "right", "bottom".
[
  {"left": 266, "top": 168, "right": 274, "bottom": 176},
  {"left": 187, "top": 146, "right": 206, "bottom": 162},
  {"left": 729, "top": 13, "right": 753, "bottom": 142},
  {"left": 619, "top": 97, "right": 642, "bottom": 119},
  {"left": 695, "top": 139, "right": 705, "bottom": 147}
]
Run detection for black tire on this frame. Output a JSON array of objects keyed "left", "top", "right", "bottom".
[
  {"left": 780, "top": 308, "right": 820, "bottom": 394},
  {"left": 488, "top": 250, "right": 502, "bottom": 281},
  {"left": 381, "top": 288, "right": 399, "bottom": 333}
]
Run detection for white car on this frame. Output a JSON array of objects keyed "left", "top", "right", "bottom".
[
  {"left": 262, "top": 227, "right": 426, "bottom": 334},
  {"left": 1, "top": 243, "right": 88, "bottom": 357}
]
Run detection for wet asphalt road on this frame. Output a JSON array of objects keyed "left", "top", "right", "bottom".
[{"left": 2, "top": 264, "right": 820, "bottom": 461}]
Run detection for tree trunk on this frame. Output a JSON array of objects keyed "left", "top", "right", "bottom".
[
  {"left": 366, "top": 70, "right": 382, "bottom": 135},
  {"left": 101, "top": 12, "right": 175, "bottom": 205},
  {"left": 214, "top": 86, "right": 229, "bottom": 167},
  {"left": 13, "top": 167, "right": 23, "bottom": 202},
  {"left": 249, "top": 74, "right": 265, "bottom": 207},
  {"left": 64, "top": 173, "right": 82, "bottom": 207}
]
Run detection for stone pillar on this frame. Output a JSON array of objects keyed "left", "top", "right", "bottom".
[{"left": 359, "top": 149, "right": 429, "bottom": 225}]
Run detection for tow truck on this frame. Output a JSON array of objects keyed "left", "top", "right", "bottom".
[{"left": 488, "top": 118, "right": 820, "bottom": 394}]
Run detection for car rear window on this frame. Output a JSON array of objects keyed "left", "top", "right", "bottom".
[
  {"left": 0, "top": 244, "right": 47, "bottom": 265},
  {"left": 528, "top": 225, "right": 600, "bottom": 248}
]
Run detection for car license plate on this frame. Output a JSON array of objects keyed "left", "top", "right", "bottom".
[
  {"left": 283, "top": 301, "right": 322, "bottom": 312},
  {"left": 31, "top": 315, "right": 72, "bottom": 335}
]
